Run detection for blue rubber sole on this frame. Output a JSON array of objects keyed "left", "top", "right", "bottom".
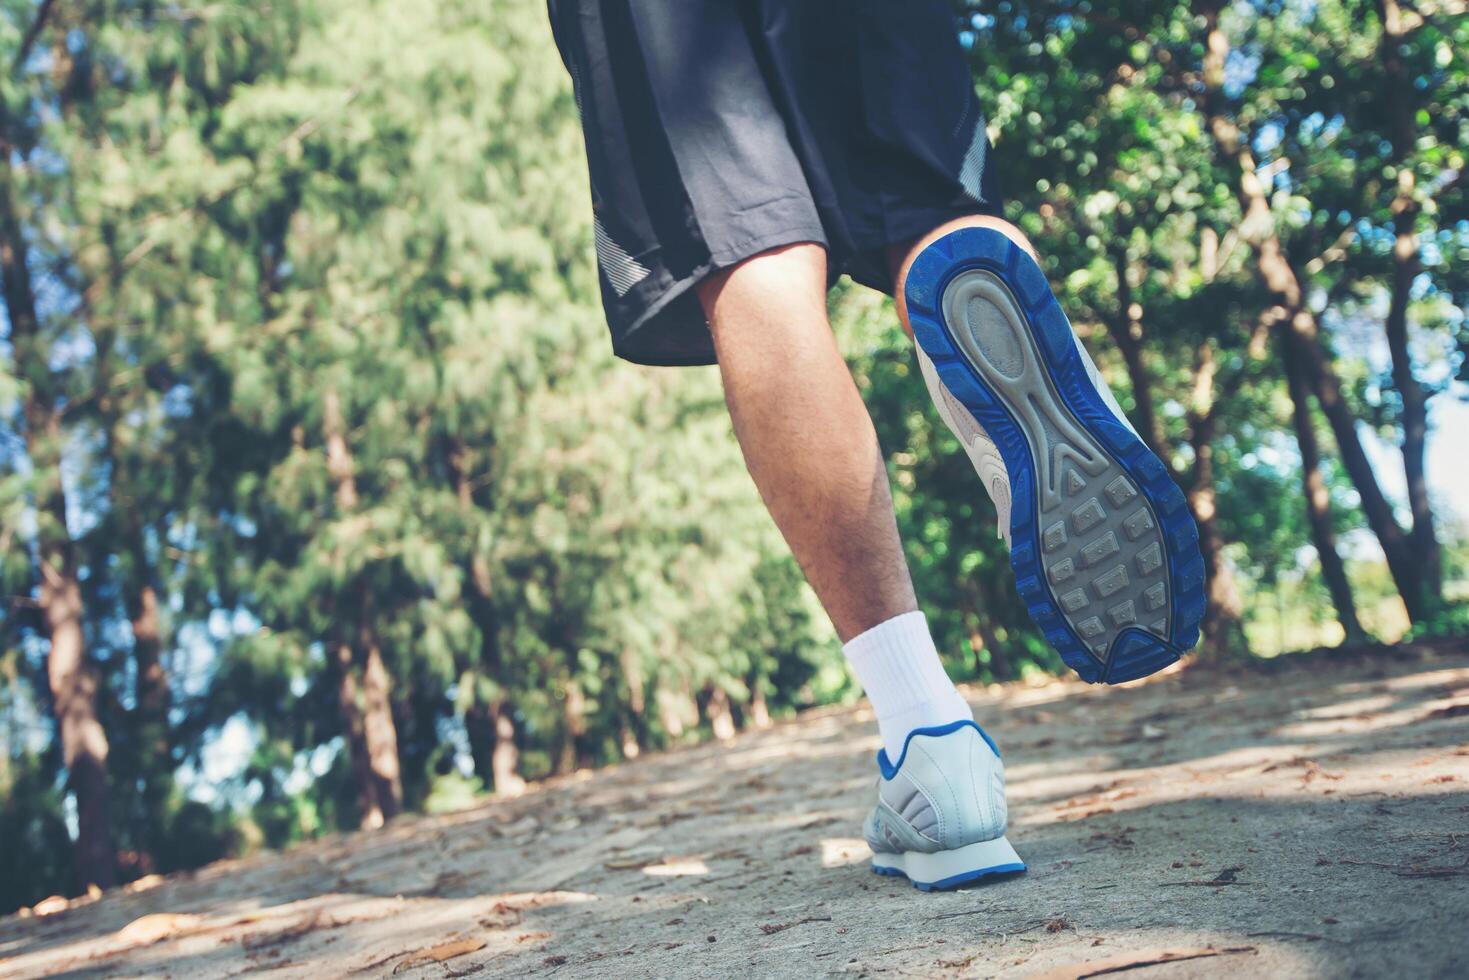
[
  {"left": 905, "top": 228, "right": 1205, "bottom": 684},
  {"left": 872, "top": 861, "right": 1027, "bottom": 892}
]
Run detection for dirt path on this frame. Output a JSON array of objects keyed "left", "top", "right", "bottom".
[{"left": 4, "top": 646, "right": 1468, "bottom": 979}]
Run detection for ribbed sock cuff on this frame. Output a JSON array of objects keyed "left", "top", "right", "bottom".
[{"left": 843, "top": 611, "right": 972, "bottom": 760}]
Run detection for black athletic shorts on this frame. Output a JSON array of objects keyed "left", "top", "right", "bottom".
[{"left": 547, "top": 0, "right": 1004, "bottom": 366}]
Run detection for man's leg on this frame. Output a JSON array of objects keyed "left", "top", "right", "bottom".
[
  {"left": 697, "top": 242, "right": 970, "bottom": 756},
  {"left": 698, "top": 243, "right": 912, "bottom": 643}
]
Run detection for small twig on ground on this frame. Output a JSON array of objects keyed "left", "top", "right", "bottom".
[
  {"left": 758, "top": 915, "right": 832, "bottom": 935},
  {"left": 875, "top": 941, "right": 940, "bottom": 956},
  {"left": 929, "top": 905, "right": 1019, "bottom": 922},
  {"left": 1161, "top": 866, "right": 1250, "bottom": 887},
  {"left": 1027, "top": 945, "right": 1257, "bottom": 980}
]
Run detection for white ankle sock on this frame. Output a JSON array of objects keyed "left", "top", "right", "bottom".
[{"left": 842, "top": 611, "right": 973, "bottom": 762}]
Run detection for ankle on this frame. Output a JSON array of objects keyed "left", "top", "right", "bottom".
[{"left": 842, "top": 611, "right": 972, "bottom": 761}]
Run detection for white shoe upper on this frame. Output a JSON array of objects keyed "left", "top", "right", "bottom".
[
  {"left": 863, "top": 722, "right": 1009, "bottom": 856},
  {"left": 916, "top": 347, "right": 1013, "bottom": 545}
]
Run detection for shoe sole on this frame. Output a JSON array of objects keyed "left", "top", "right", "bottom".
[
  {"left": 905, "top": 228, "right": 1205, "bottom": 684},
  {"left": 870, "top": 836, "right": 1026, "bottom": 891}
]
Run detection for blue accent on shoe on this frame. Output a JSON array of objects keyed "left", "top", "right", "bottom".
[
  {"left": 870, "top": 861, "right": 1028, "bottom": 891},
  {"left": 903, "top": 227, "right": 1206, "bottom": 684},
  {"left": 876, "top": 719, "right": 999, "bottom": 781}
]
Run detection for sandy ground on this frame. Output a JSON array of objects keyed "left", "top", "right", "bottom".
[{"left": 3, "top": 645, "right": 1468, "bottom": 980}]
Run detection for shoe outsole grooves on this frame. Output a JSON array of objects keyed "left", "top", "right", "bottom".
[{"left": 905, "top": 228, "right": 1205, "bottom": 684}]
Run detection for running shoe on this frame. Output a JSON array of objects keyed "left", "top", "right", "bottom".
[
  {"left": 864, "top": 720, "right": 1024, "bottom": 891},
  {"left": 905, "top": 227, "right": 1205, "bottom": 684}
]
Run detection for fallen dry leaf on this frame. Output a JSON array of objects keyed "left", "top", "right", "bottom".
[
  {"left": 123, "top": 874, "right": 165, "bottom": 895},
  {"left": 392, "top": 938, "right": 488, "bottom": 973},
  {"left": 114, "top": 913, "right": 205, "bottom": 949},
  {"left": 479, "top": 902, "right": 525, "bottom": 930},
  {"left": 32, "top": 895, "right": 70, "bottom": 917}
]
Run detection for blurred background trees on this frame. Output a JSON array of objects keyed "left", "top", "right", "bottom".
[{"left": 1, "top": 0, "right": 1465, "bottom": 910}]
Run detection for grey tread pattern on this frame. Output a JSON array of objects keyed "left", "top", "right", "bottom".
[{"left": 941, "top": 271, "right": 1172, "bottom": 664}]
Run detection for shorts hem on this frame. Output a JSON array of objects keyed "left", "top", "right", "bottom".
[
  {"left": 846, "top": 202, "right": 1005, "bottom": 296},
  {"left": 611, "top": 224, "right": 829, "bottom": 367}
]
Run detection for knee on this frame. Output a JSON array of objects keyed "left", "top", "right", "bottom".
[{"left": 696, "top": 241, "right": 828, "bottom": 322}]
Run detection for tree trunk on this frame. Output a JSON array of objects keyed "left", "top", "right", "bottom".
[
  {"left": 128, "top": 574, "right": 172, "bottom": 850},
  {"left": 1189, "top": 443, "right": 1248, "bottom": 656},
  {"left": 1113, "top": 249, "right": 1247, "bottom": 652},
  {"left": 747, "top": 678, "right": 772, "bottom": 730},
  {"left": 1376, "top": 0, "right": 1441, "bottom": 615},
  {"left": 359, "top": 627, "right": 403, "bottom": 820},
  {"left": 321, "top": 389, "right": 402, "bottom": 827},
  {"left": 1288, "top": 317, "right": 1425, "bottom": 617},
  {"left": 464, "top": 694, "right": 496, "bottom": 788},
  {"left": 618, "top": 715, "right": 642, "bottom": 759},
  {"left": 323, "top": 388, "right": 360, "bottom": 511},
  {"left": 658, "top": 677, "right": 698, "bottom": 741},
  {"left": 467, "top": 562, "right": 525, "bottom": 793},
  {"left": 328, "top": 621, "right": 403, "bottom": 828},
  {"left": 658, "top": 689, "right": 687, "bottom": 739},
  {"left": 464, "top": 690, "right": 525, "bottom": 795},
  {"left": 1284, "top": 342, "right": 1368, "bottom": 644},
  {"left": 558, "top": 678, "right": 587, "bottom": 774},
  {"left": 1105, "top": 248, "right": 1169, "bottom": 456},
  {"left": 45, "top": 570, "right": 117, "bottom": 890},
  {"left": 490, "top": 699, "right": 526, "bottom": 797},
  {"left": 959, "top": 575, "right": 1012, "bottom": 680},
  {"left": 705, "top": 686, "right": 737, "bottom": 741},
  {"left": 1186, "top": 345, "right": 1250, "bottom": 656},
  {"left": 1, "top": 112, "right": 116, "bottom": 890},
  {"left": 616, "top": 647, "right": 648, "bottom": 755},
  {"left": 1196, "top": 0, "right": 1429, "bottom": 622},
  {"left": 448, "top": 441, "right": 525, "bottom": 794},
  {"left": 621, "top": 648, "right": 645, "bottom": 717},
  {"left": 333, "top": 641, "right": 384, "bottom": 830}
]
